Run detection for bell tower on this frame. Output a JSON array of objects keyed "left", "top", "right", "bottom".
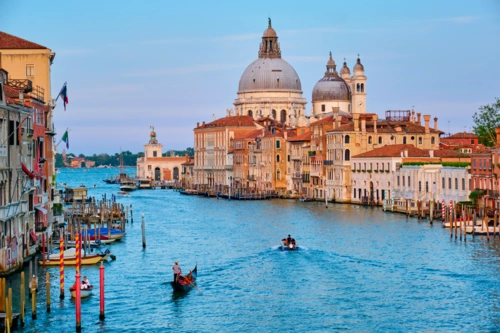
[
  {"left": 351, "top": 56, "right": 367, "bottom": 114},
  {"left": 258, "top": 18, "right": 281, "bottom": 59}
]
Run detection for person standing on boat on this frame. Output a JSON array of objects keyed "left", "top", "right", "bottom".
[{"left": 172, "top": 260, "right": 182, "bottom": 282}]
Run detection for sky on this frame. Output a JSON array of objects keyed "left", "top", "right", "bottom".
[{"left": 1, "top": 0, "right": 499, "bottom": 155}]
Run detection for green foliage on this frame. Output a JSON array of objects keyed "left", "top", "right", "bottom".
[
  {"left": 53, "top": 203, "right": 63, "bottom": 216},
  {"left": 469, "top": 190, "right": 485, "bottom": 204},
  {"left": 473, "top": 97, "right": 500, "bottom": 147},
  {"left": 55, "top": 148, "right": 193, "bottom": 168}
]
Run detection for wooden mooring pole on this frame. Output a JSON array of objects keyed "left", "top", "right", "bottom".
[{"left": 141, "top": 213, "right": 146, "bottom": 249}]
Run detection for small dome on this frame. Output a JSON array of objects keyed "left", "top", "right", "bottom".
[
  {"left": 340, "top": 60, "right": 350, "bottom": 76},
  {"left": 150, "top": 131, "right": 156, "bottom": 138},
  {"left": 354, "top": 57, "right": 364, "bottom": 72},
  {"left": 263, "top": 27, "right": 277, "bottom": 37},
  {"left": 312, "top": 76, "right": 351, "bottom": 102}
]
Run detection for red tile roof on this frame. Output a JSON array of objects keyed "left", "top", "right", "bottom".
[
  {"left": 237, "top": 129, "right": 262, "bottom": 140},
  {"left": 287, "top": 131, "right": 311, "bottom": 142},
  {"left": 0, "top": 31, "right": 48, "bottom": 49},
  {"left": 353, "top": 144, "right": 429, "bottom": 158},
  {"left": 446, "top": 131, "right": 477, "bottom": 139},
  {"left": 196, "top": 115, "right": 256, "bottom": 129}
]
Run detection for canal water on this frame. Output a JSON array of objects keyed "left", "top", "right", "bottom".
[{"left": 7, "top": 167, "right": 500, "bottom": 332}]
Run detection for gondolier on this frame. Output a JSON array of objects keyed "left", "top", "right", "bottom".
[{"left": 172, "top": 260, "right": 182, "bottom": 282}]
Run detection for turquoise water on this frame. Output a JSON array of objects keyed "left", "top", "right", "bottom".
[{"left": 7, "top": 167, "right": 500, "bottom": 332}]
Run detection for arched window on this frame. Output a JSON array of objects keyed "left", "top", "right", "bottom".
[
  {"left": 345, "top": 149, "right": 350, "bottom": 161},
  {"left": 276, "top": 154, "right": 280, "bottom": 162},
  {"left": 378, "top": 136, "right": 382, "bottom": 144},
  {"left": 277, "top": 169, "right": 281, "bottom": 180},
  {"left": 280, "top": 110, "right": 286, "bottom": 123},
  {"left": 361, "top": 83, "right": 364, "bottom": 92},
  {"left": 431, "top": 137, "right": 435, "bottom": 144},
  {"left": 272, "top": 109, "right": 277, "bottom": 119},
  {"left": 368, "top": 136, "right": 372, "bottom": 144},
  {"left": 356, "top": 83, "right": 360, "bottom": 92},
  {"left": 345, "top": 135, "right": 350, "bottom": 144},
  {"left": 403, "top": 136, "right": 407, "bottom": 144},
  {"left": 248, "top": 110, "right": 253, "bottom": 117}
]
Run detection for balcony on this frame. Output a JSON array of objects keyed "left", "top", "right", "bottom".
[
  {"left": 292, "top": 172, "right": 301, "bottom": 179},
  {"left": 324, "top": 160, "right": 333, "bottom": 166},
  {"left": 248, "top": 175, "right": 256, "bottom": 181}
]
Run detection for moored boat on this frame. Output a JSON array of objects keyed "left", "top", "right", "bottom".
[
  {"left": 179, "top": 189, "right": 198, "bottom": 195},
  {"left": 117, "top": 191, "right": 131, "bottom": 197},
  {"left": 119, "top": 179, "right": 137, "bottom": 191},
  {"left": 170, "top": 265, "right": 198, "bottom": 292},
  {"left": 40, "top": 248, "right": 110, "bottom": 266},
  {"left": 87, "top": 227, "right": 126, "bottom": 240},
  {"left": 70, "top": 285, "right": 94, "bottom": 298}
]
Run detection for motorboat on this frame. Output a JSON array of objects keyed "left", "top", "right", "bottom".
[
  {"left": 280, "top": 238, "right": 298, "bottom": 251},
  {"left": 117, "top": 191, "right": 131, "bottom": 197},
  {"left": 119, "top": 179, "right": 137, "bottom": 191},
  {"left": 39, "top": 248, "right": 111, "bottom": 266},
  {"left": 136, "top": 178, "right": 153, "bottom": 189}
]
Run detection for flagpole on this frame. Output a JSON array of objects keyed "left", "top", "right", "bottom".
[{"left": 55, "top": 128, "right": 70, "bottom": 147}]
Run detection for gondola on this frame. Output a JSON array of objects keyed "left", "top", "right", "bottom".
[{"left": 170, "top": 265, "right": 197, "bottom": 292}]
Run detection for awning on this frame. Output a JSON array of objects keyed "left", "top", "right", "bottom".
[
  {"left": 29, "top": 230, "right": 38, "bottom": 242},
  {"left": 21, "top": 163, "right": 35, "bottom": 180},
  {"left": 35, "top": 206, "right": 47, "bottom": 215}
]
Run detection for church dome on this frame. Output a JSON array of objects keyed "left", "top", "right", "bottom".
[
  {"left": 312, "top": 53, "right": 351, "bottom": 102},
  {"left": 238, "top": 18, "right": 301, "bottom": 93},
  {"left": 238, "top": 58, "right": 302, "bottom": 92}
]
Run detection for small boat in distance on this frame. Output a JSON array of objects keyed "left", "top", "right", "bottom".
[
  {"left": 70, "top": 284, "right": 94, "bottom": 298},
  {"left": 170, "top": 265, "right": 198, "bottom": 292},
  {"left": 280, "top": 236, "right": 298, "bottom": 251},
  {"left": 179, "top": 189, "right": 198, "bottom": 195},
  {"left": 136, "top": 178, "right": 153, "bottom": 189},
  {"left": 117, "top": 191, "right": 131, "bottom": 197},
  {"left": 120, "top": 179, "right": 137, "bottom": 191}
]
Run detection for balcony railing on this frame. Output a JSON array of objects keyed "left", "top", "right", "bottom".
[{"left": 324, "top": 160, "right": 333, "bottom": 166}]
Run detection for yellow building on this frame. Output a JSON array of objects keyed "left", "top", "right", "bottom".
[{"left": 0, "top": 32, "right": 55, "bottom": 103}]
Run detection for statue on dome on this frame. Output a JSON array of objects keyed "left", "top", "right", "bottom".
[{"left": 268, "top": 17, "right": 271, "bottom": 27}]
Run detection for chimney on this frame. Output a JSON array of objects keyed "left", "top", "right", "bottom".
[
  {"left": 417, "top": 113, "right": 421, "bottom": 125},
  {"left": 424, "top": 115, "right": 430, "bottom": 134},
  {"left": 284, "top": 131, "right": 288, "bottom": 140},
  {"left": 434, "top": 117, "right": 438, "bottom": 131},
  {"left": 202, "top": 121, "right": 205, "bottom": 126},
  {"left": 353, "top": 113, "right": 360, "bottom": 132},
  {"left": 361, "top": 115, "right": 366, "bottom": 132},
  {"left": 429, "top": 150, "right": 434, "bottom": 158},
  {"left": 197, "top": 122, "right": 200, "bottom": 128},
  {"left": 373, "top": 114, "right": 378, "bottom": 133},
  {"left": 496, "top": 127, "right": 500, "bottom": 147},
  {"left": 332, "top": 107, "right": 340, "bottom": 129},
  {"left": 411, "top": 110, "right": 415, "bottom": 123}
]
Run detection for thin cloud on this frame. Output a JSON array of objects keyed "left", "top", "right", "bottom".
[
  {"left": 123, "top": 63, "right": 243, "bottom": 78},
  {"left": 434, "top": 16, "right": 479, "bottom": 23},
  {"left": 57, "top": 48, "right": 95, "bottom": 56}
]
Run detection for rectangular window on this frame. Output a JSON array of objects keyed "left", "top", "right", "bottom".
[
  {"left": 26, "top": 64, "right": 34, "bottom": 77},
  {"left": 455, "top": 178, "right": 458, "bottom": 190},
  {"left": 419, "top": 181, "right": 421, "bottom": 192},
  {"left": 153, "top": 151, "right": 157, "bottom": 157},
  {"left": 402, "top": 176, "right": 405, "bottom": 187},
  {"left": 408, "top": 176, "right": 410, "bottom": 187},
  {"left": 442, "top": 177, "right": 445, "bottom": 189},
  {"left": 462, "top": 178, "right": 465, "bottom": 190},
  {"left": 276, "top": 140, "right": 280, "bottom": 149},
  {"left": 353, "top": 188, "right": 356, "bottom": 198},
  {"left": 448, "top": 178, "right": 451, "bottom": 189},
  {"left": 480, "top": 159, "right": 483, "bottom": 169},
  {"left": 397, "top": 176, "right": 400, "bottom": 186},
  {"left": 426, "top": 181, "right": 429, "bottom": 192},
  {"left": 321, "top": 104, "right": 325, "bottom": 112},
  {"left": 473, "top": 159, "right": 476, "bottom": 169}
]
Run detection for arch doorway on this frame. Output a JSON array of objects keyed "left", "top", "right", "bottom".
[
  {"left": 173, "top": 167, "right": 179, "bottom": 180},
  {"left": 154, "top": 167, "right": 161, "bottom": 181},
  {"left": 369, "top": 181, "right": 374, "bottom": 203}
]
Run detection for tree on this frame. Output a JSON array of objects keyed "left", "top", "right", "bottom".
[{"left": 473, "top": 98, "right": 500, "bottom": 147}]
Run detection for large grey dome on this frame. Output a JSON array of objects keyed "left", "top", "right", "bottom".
[
  {"left": 312, "top": 76, "right": 351, "bottom": 101},
  {"left": 238, "top": 58, "right": 302, "bottom": 93}
]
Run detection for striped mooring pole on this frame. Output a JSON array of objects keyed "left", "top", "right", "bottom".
[
  {"left": 59, "top": 232, "right": 64, "bottom": 299},
  {"left": 449, "top": 200, "right": 453, "bottom": 223},
  {"left": 75, "top": 233, "right": 81, "bottom": 331},
  {"left": 391, "top": 189, "right": 395, "bottom": 212},
  {"left": 442, "top": 199, "right": 445, "bottom": 220}
]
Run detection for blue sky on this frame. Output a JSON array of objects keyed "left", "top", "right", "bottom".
[{"left": 1, "top": 0, "right": 499, "bottom": 154}]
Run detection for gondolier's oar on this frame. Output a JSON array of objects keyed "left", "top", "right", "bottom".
[{"left": 188, "top": 280, "right": 203, "bottom": 294}]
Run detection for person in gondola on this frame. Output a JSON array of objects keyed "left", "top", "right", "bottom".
[{"left": 172, "top": 260, "right": 182, "bottom": 282}]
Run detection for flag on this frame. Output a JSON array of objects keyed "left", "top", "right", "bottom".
[
  {"left": 57, "top": 82, "right": 69, "bottom": 111},
  {"left": 61, "top": 130, "right": 69, "bottom": 149}
]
